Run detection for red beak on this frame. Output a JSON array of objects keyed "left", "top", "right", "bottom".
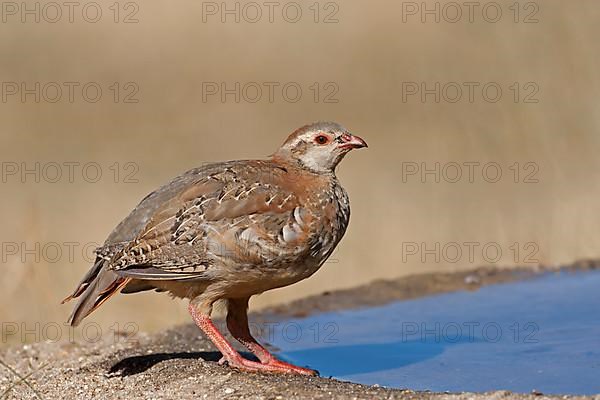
[{"left": 338, "top": 133, "right": 368, "bottom": 150}]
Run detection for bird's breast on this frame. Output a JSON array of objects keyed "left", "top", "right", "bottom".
[{"left": 302, "top": 181, "right": 350, "bottom": 265}]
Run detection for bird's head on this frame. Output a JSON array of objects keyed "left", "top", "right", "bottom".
[{"left": 274, "top": 122, "right": 367, "bottom": 174}]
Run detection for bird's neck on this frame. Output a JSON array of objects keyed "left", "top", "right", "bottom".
[{"left": 270, "top": 153, "right": 336, "bottom": 178}]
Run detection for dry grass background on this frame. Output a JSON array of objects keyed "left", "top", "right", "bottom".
[{"left": 1, "top": 0, "right": 600, "bottom": 344}]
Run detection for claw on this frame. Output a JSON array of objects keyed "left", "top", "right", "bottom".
[
  {"left": 265, "top": 358, "right": 318, "bottom": 376},
  {"left": 217, "top": 355, "right": 317, "bottom": 375}
]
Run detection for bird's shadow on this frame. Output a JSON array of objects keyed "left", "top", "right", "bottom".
[{"left": 107, "top": 351, "right": 259, "bottom": 377}]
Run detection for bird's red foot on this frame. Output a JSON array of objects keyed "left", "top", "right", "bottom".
[
  {"left": 218, "top": 355, "right": 318, "bottom": 376},
  {"left": 265, "top": 358, "right": 318, "bottom": 376}
]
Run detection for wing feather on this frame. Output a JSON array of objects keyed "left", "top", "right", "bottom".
[{"left": 105, "top": 161, "right": 313, "bottom": 280}]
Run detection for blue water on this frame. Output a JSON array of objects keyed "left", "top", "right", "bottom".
[{"left": 268, "top": 271, "right": 600, "bottom": 394}]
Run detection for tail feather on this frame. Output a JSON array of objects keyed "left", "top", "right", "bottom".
[
  {"left": 63, "top": 257, "right": 131, "bottom": 326},
  {"left": 62, "top": 257, "right": 105, "bottom": 304}
]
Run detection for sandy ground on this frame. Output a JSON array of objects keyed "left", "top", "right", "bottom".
[{"left": 2, "top": 261, "right": 599, "bottom": 400}]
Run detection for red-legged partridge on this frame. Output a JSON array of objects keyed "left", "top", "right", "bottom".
[{"left": 63, "top": 122, "right": 367, "bottom": 375}]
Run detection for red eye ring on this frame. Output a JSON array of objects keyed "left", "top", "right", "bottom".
[{"left": 315, "top": 134, "right": 329, "bottom": 145}]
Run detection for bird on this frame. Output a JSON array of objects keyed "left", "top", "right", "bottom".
[{"left": 62, "top": 122, "right": 367, "bottom": 375}]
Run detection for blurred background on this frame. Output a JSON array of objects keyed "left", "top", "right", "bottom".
[{"left": 1, "top": 0, "right": 599, "bottom": 344}]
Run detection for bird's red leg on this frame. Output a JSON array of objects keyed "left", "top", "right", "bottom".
[
  {"left": 188, "top": 302, "right": 248, "bottom": 367},
  {"left": 189, "top": 301, "right": 311, "bottom": 374},
  {"left": 226, "top": 298, "right": 318, "bottom": 376}
]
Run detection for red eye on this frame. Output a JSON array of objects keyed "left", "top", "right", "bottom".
[{"left": 315, "top": 134, "right": 329, "bottom": 145}]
